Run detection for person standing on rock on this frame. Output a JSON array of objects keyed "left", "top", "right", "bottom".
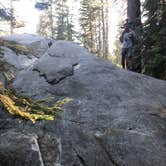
[{"left": 120, "top": 26, "right": 134, "bottom": 69}]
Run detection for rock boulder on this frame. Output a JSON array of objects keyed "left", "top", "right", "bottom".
[{"left": 0, "top": 34, "right": 166, "bottom": 166}]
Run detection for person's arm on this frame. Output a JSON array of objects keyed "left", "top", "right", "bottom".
[
  {"left": 119, "top": 31, "right": 125, "bottom": 43},
  {"left": 119, "top": 35, "right": 123, "bottom": 43}
]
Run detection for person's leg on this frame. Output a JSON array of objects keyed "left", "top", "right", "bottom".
[
  {"left": 126, "top": 54, "right": 129, "bottom": 69},
  {"left": 128, "top": 47, "right": 133, "bottom": 58},
  {"left": 121, "top": 48, "right": 126, "bottom": 69},
  {"left": 126, "top": 48, "right": 132, "bottom": 70},
  {"left": 121, "top": 48, "right": 127, "bottom": 69}
]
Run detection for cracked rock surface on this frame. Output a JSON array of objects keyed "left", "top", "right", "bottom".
[{"left": 0, "top": 34, "right": 166, "bottom": 166}]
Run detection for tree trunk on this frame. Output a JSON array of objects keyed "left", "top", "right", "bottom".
[
  {"left": 105, "top": 0, "right": 109, "bottom": 60},
  {"left": 50, "top": 0, "right": 54, "bottom": 38},
  {"left": 127, "top": 0, "right": 142, "bottom": 72},
  {"left": 127, "top": 0, "right": 141, "bottom": 23},
  {"left": 98, "top": 8, "right": 102, "bottom": 58},
  {"left": 101, "top": 0, "right": 105, "bottom": 59},
  {"left": 89, "top": 8, "right": 94, "bottom": 53},
  {"left": 10, "top": 0, "right": 14, "bottom": 34}
]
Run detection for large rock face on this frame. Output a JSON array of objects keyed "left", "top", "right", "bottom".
[{"left": 0, "top": 34, "right": 166, "bottom": 166}]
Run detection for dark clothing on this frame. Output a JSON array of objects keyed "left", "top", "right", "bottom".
[
  {"left": 121, "top": 47, "right": 132, "bottom": 57},
  {"left": 121, "top": 47, "right": 132, "bottom": 69},
  {"left": 48, "top": 41, "right": 52, "bottom": 47}
]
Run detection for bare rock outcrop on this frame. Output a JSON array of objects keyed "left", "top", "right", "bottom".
[{"left": 0, "top": 34, "right": 166, "bottom": 166}]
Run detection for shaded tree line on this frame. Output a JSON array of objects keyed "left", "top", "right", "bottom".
[
  {"left": 127, "top": 0, "right": 166, "bottom": 80},
  {"left": 141, "top": 0, "right": 166, "bottom": 79}
]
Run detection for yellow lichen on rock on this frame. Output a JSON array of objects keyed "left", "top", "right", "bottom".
[
  {"left": 0, "top": 94, "right": 57, "bottom": 123},
  {"left": 0, "top": 81, "right": 72, "bottom": 123},
  {"left": 0, "top": 39, "right": 30, "bottom": 55},
  {"left": 0, "top": 94, "right": 36, "bottom": 123}
]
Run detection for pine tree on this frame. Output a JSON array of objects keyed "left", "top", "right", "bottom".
[
  {"left": 125, "top": 0, "right": 142, "bottom": 72},
  {"left": 37, "top": 0, "right": 75, "bottom": 40},
  {"left": 79, "top": 0, "right": 93, "bottom": 51},
  {"left": 38, "top": 0, "right": 56, "bottom": 38},
  {"left": 141, "top": 0, "right": 166, "bottom": 79},
  {"left": 66, "top": 8, "right": 75, "bottom": 41},
  {"left": 126, "top": 0, "right": 166, "bottom": 79},
  {"left": 80, "top": 0, "right": 110, "bottom": 59},
  {"left": 55, "top": 0, "right": 75, "bottom": 41},
  {"left": 127, "top": 0, "right": 141, "bottom": 23},
  {"left": 104, "top": 0, "right": 109, "bottom": 60}
]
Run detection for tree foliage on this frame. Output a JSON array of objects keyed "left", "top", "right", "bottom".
[
  {"left": 38, "top": 0, "right": 76, "bottom": 40},
  {"left": 55, "top": 0, "right": 76, "bottom": 41},
  {"left": 80, "top": 0, "right": 110, "bottom": 59},
  {"left": 141, "top": 0, "right": 166, "bottom": 79},
  {"left": 37, "top": 0, "right": 55, "bottom": 38},
  {"left": 124, "top": 0, "right": 165, "bottom": 80}
]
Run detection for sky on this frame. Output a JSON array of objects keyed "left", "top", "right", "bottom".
[{"left": 13, "top": 0, "right": 40, "bottom": 34}]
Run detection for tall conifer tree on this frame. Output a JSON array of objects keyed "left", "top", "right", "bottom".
[{"left": 80, "top": 0, "right": 110, "bottom": 59}]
